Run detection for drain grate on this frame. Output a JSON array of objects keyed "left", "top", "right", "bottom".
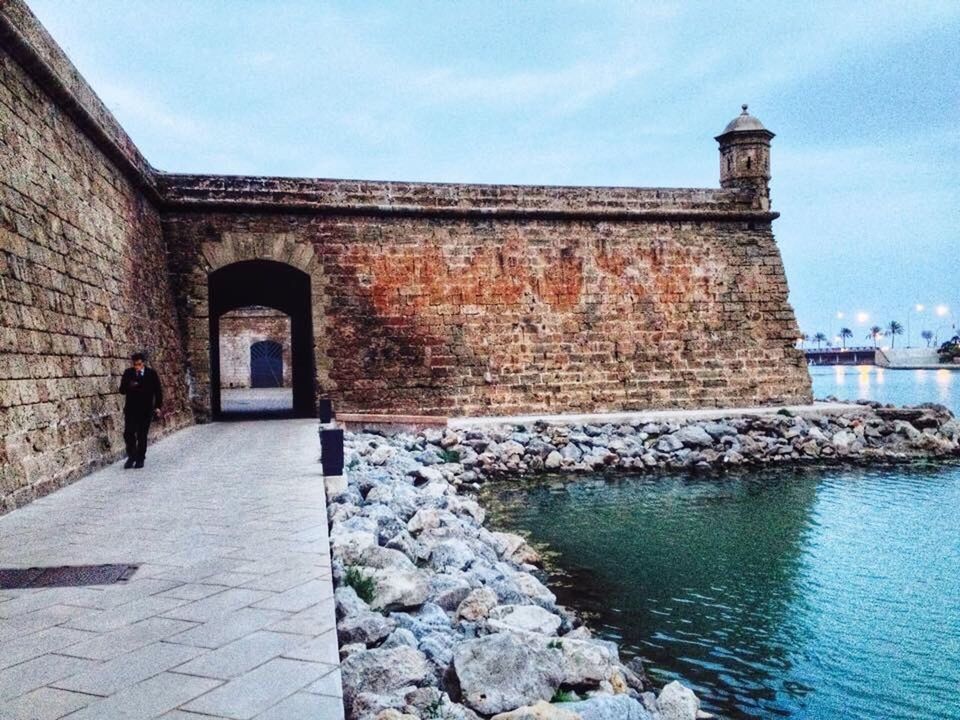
[{"left": 0, "top": 564, "right": 138, "bottom": 589}]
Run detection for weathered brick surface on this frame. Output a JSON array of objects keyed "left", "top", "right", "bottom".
[
  {"left": 219, "top": 307, "right": 292, "bottom": 388},
  {"left": 165, "top": 209, "right": 810, "bottom": 417},
  {"left": 0, "top": 22, "right": 191, "bottom": 512}
]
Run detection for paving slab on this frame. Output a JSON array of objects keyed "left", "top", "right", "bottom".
[{"left": 0, "top": 419, "right": 340, "bottom": 719}]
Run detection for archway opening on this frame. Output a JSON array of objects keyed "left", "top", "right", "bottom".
[
  {"left": 217, "top": 307, "right": 293, "bottom": 415},
  {"left": 209, "top": 260, "right": 315, "bottom": 419}
]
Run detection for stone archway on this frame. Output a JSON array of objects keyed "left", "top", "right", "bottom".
[
  {"left": 182, "top": 232, "right": 328, "bottom": 420},
  {"left": 209, "top": 260, "right": 314, "bottom": 418}
]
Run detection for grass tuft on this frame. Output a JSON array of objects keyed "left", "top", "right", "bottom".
[{"left": 344, "top": 566, "right": 375, "bottom": 604}]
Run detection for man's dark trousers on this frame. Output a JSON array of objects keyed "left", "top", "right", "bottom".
[{"left": 123, "top": 411, "right": 152, "bottom": 462}]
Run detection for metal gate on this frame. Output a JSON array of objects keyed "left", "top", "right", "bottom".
[{"left": 250, "top": 340, "right": 283, "bottom": 388}]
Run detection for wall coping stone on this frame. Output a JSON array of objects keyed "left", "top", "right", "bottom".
[{"left": 156, "top": 173, "right": 780, "bottom": 222}]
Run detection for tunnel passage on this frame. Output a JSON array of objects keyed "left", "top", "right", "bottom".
[{"left": 208, "top": 260, "right": 315, "bottom": 418}]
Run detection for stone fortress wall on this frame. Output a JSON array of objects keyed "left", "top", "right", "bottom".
[
  {"left": 0, "top": 0, "right": 812, "bottom": 511},
  {"left": 0, "top": 1, "right": 193, "bottom": 512},
  {"left": 218, "top": 307, "right": 292, "bottom": 388}
]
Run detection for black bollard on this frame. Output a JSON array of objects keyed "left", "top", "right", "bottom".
[
  {"left": 318, "top": 398, "right": 334, "bottom": 424},
  {"left": 320, "top": 428, "right": 344, "bottom": 476}
]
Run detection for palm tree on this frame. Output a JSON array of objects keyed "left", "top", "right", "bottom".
[
  {"left": 921, "top": 330, "right": 934, "bottom": 348},
  {"left": 798, "top": 333, "right": 810, "bottom": 349},
  {"left": 867, "top": 326, "right": 883, "bottom": 348},
  {"left": 839, "top": 327, "right": 853, "bottom": 349},
  {"left": 886, "top": 320, "right": 904, "bottom": 348},
  {"left": 813, "top": 332, "right": 828, "bottom": 350}
]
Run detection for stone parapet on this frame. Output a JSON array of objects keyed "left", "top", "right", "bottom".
[{"left": 156, "top": 173, "right": 777, "bottom": 221}]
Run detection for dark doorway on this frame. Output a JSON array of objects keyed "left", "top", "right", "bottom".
[
  {"left": 250, "top": 340, "right": 284, "bottom": 388},
  {"left": 208, "top": 260, "right": 315, "bottom": 419}
]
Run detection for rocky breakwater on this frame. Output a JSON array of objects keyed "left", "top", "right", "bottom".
[
  {"left": 454, "top": 403, "right": 960, "bottom": 476},
  {"left": 328, "top": 402, "right": 960, "bottom": 719},
  {"left": 329, "top": 440, "right": 705, "bottom": 719}
]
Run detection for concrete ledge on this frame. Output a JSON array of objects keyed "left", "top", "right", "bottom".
[
  {"left": 448, "top": 402, "right": 863, "bottom": 429},
  {"left": 336, "top": 413, "right": 449, "bottom": 432}
]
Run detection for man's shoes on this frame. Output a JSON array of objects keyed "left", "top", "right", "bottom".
[
  {"left": 124, "top": 458, "right": 135, "bottom": 469},
  {"left": 134, "top": 460, "right": 144, "bottom": 469}
]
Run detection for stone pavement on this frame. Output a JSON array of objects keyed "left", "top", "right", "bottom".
[
  {"left": 220, "top": 389, "right": 294, "bottom": 414},
  {"left": 0, "top": 420, "right": 343, "bottom": 720}
]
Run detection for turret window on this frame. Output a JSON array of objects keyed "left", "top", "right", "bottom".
[{"left": 746, "top": 156, "right": 752, "bottom": 170}]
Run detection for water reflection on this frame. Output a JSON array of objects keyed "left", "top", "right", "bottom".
[{"left": 812, "top": 365, "right": 957, "bottom": 413}]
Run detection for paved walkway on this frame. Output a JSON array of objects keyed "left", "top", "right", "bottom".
[
  {"left": 0, "top": 420, "right": 342, "bottom": 720},
  {"left": 221, "top": 389, "right": 293, "bottom": 414}
]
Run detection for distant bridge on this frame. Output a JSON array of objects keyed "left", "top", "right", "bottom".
[{"left": 804, "top": 347, "right": 877, "bottom": 365}]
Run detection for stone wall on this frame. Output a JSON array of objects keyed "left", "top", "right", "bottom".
[
  {"left": 219, "top": 307, "right": 292, "bottom": 388},
  {"left": 163, "top": 199, "right": 811, "bottom": 417},
  {"left": 0, "top": 3, "right": 192, "bottom": 512}
]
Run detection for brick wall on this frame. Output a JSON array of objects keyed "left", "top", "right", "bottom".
[
  {"left": 164, "top": 206, "right": 812, "bottom": 417},
  {"left": 219, "top": 307, "right": 292, "bottom": 388},
  {"left": 0, "top": 7, "right": 192, "bottom": 512}
]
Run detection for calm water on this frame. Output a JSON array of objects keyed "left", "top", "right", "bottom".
[
  {"left": 481, "top": 368, "right": 960, "bottom": 719},
  {"left": 810, "top": 364, "right": 959, "bottom": 414}
]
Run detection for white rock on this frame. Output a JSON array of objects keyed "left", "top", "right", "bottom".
[
  {"left": 657, "top": 680, "right": 700, "bottom": 720},
  {"left": 514, "top": 573, "right": 557, "bottom": 605},
  {"left": 368, "top": 568, "right": 430, "bottom": 611},
  {"left": 544, "top": 450, "right": 563, "bottom": 469},
  {"left": 489, "top": 604, "right": 562, "bottom": 635},
  {"left": 452, "top": 632, "right": 564, "bottom": 715},
  {"left": 673, "top": 425, "right": 714, "bottom": 447},
  {"left": 331, "top": 530, "right": 377, "bottom": 565},
  {"left": 340, "top": 646, "right": 432, "bottom": 714},
  {"left": 456, "top": 587, "right": 499, "bottom": 621},
  {"left": 490, "top": 700, "right": 580, "bottom": 720},
  {"left": 369, "top": 445, "right": 394, "bottom": 465}
]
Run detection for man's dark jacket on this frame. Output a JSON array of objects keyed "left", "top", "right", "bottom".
[{"left": 119, "top": 367, "right": 163, "bottom": 416}]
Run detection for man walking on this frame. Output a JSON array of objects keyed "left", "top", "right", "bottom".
[{"left": 119, "top": 352, "right": 163, "bottom": 469}]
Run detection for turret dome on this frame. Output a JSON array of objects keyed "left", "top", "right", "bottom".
[{"left": 717, "top": 104, "right": 773, "bottom": 137}]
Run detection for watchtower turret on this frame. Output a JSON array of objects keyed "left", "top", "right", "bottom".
[{"left": 716, "top": 104, "right": 774, "bottom": 209}]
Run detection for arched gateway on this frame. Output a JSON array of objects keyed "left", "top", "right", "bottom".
[{"left": 208, "top": 260, "right": 315, "bottom": 418}]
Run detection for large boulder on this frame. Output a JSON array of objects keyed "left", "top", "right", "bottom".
[
  {"left": 451, "top": 633, "right": 563, "bottom": 715},
  {"left": 456, "top": 587, "right": 499, "bottom": 622},
  {"left": 672, "top": 425, "right": 714, "bottom": 448},
  {"left": 368, "top": 568, "right": 430, "bottom": 611},
  {"left": 341, "top": 646, "right": 433, "bottom": 714},
  {"left": 514, "top": 573, "right": 557, "bottom": 605},
  {"left": 490, "top": 700, "right": 580, "bottom": 720},
  {"left": 556, "top": 637, "right": 619, "bottom": 685},
  {"left": 428, "top": 539, "right": 476, "bottom": 573},
  {"left": 657, "top": 680, "right": 700, "bottom": 720},
  {"left": 331, "top": 529, "right": 377, "bottom": 565},
  {"left": 488, "top": 604, "right": 562, "bottom": 636},
  {"left": 338, "top": 609, "right": 396, "bottom": 646},
  {"left": 492, "top": 532, "right": 541, "bottom": 565},
  {"left": 560, "top": 694, "right": 653, "bottom": 720}
]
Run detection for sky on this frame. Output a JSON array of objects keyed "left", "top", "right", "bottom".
[{"left": 28, "top": 1, "right": 960, "bottom": 346}]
